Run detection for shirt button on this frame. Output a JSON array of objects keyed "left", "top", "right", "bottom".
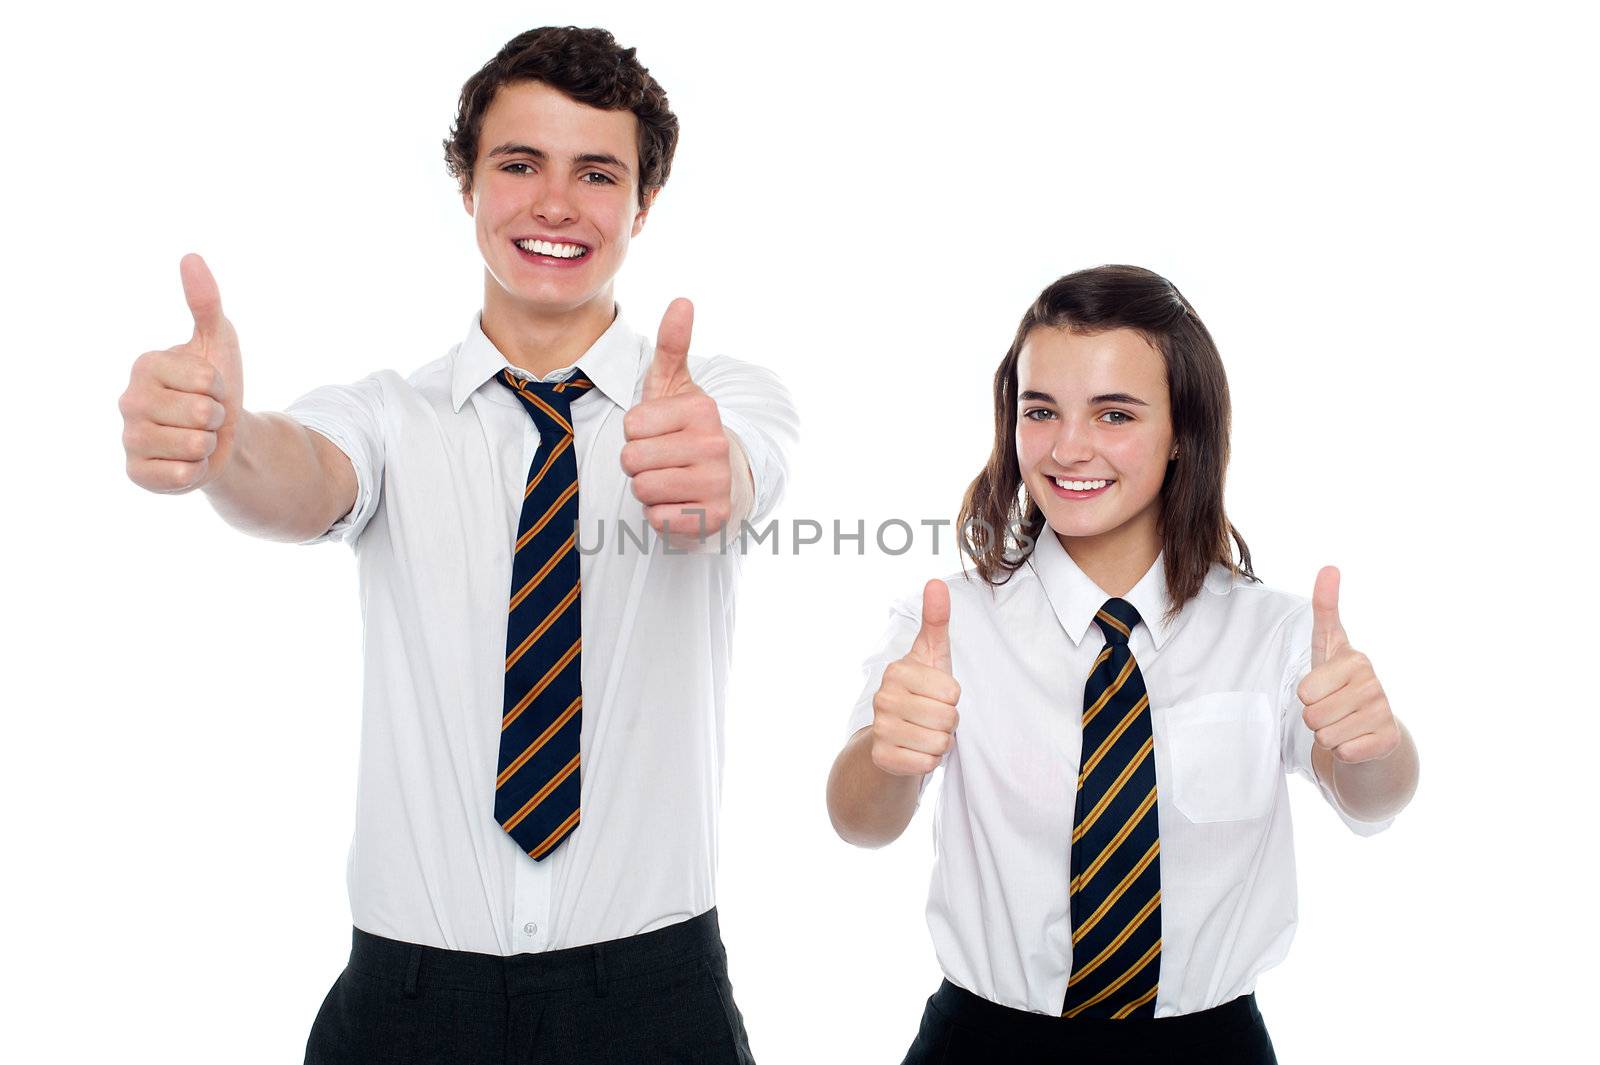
[{"left": 523, "top": 921, "right": 537, "bottom": 936}]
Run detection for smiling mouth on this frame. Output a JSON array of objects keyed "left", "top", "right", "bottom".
[
  {"left": 513, "top": 238, "right": 589, "bottom": 260},
  {"left": 1052, "top": 477, "right": 1114, "bottom": 491}
]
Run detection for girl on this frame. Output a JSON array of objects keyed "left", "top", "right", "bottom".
[{"left": 825, "top": 265, "right": 1419, "bottom": 1064}]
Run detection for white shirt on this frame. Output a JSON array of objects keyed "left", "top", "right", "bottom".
[
  {"left": 847, "top": 530, "right": 1394, "bottom": 1017},
  {"left": 283, "top": 308, "right": 798, "bottom": 955}
]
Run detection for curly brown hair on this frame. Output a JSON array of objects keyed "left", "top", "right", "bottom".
[
  {"left": 957, "top": 265, "right": 1257, "bottom": 626},
  {"left": 443, "top": 26, "right": 679, "bottom": 207}
]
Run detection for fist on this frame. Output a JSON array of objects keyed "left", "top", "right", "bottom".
[
  {"left": 119, "top": 253, "right": 244, "bottom": 493},
  {"left": 619, "top": 298, "right": 734, "bottom": 545},
  {"left": 1297, "top": 566, "right": 1401, "bottom": 764},
  {"left": 871, "top": 580, "right": 961, "bottom": 777}
]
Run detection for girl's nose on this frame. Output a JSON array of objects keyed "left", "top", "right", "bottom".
[{"left": 1050, "top": 417, "right": 1094, "bottom": 465}]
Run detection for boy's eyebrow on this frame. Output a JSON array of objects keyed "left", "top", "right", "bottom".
[
  {"left": 486, "top": 142, "right": 545, "bottom": 160},
  {"left": 1018, "top": 389, "right": 1150, "bottom": 406},
  {"left": 574, "top": 152, "right": 631, "bottom": 172},
  {"left": 485, "top": 143, "right": 632, "bottom": 173}
]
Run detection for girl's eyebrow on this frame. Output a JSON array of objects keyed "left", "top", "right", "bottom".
[{"left": 1018, "top": 389, "right": 1149, "bottom": 407}]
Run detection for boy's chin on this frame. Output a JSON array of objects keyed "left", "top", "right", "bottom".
[{"left": 500, "top": 284, "right": 610, "bottom": 316}]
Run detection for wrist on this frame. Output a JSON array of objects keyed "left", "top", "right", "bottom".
[
  {"left": 200, "top": 408, "right": 259, "bottom": 496},
  {"left": 724, "top": 427, "right": 754, "bottom": 524}
]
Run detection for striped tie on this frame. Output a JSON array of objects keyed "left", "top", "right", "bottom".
[
  {"left": 1062, "top": 597, "right": 1162, "bottom": 1019},
  {"left": 494, "top": 366, "right": 592, "bottom": 862}
]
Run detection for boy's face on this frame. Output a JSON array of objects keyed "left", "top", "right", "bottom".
[
  {"left": 1014, "top": 326, "right": 1176, "bottom": 553},
  {"left": 463, "top": 80, "right": 651, "bottom": 318}
]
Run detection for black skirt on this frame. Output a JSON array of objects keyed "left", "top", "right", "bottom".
[{"left": 901, "top": 979, "right": 1277, "bottom": 1065}]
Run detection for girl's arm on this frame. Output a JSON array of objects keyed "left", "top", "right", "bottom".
[
  {"left": 1312, "top": 718, "right": 1419, "bottom": 823},
  {"left": 1299, "top": 567, "right": 1420, "bottom": 823},
  {"left": 826, "top": 580, "right": 960, "bottom": 847},
  {"left": 826, "top": 727, "right": 926, "bottom": 847}
]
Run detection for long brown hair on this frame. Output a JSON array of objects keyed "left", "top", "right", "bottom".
[{"left": 957, "top": 265, "right": 1257, "bottom": 624}]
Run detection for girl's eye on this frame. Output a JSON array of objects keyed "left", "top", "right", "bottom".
[
  {"left": 1100, "top": 411, "right": 1132, "bottom": 425},
  {"left": 1021, "top": 408, "right": 1055, "bottom": 422}
]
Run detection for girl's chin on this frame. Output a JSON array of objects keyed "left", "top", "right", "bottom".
[{"left": 1040, "top": 509, "right": 1132, "bottom": 542}]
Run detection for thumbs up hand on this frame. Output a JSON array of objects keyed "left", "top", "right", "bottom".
[
  {"left": 870, "top": 580, "right": 962, "bottom": 777},
  {"left": 119, "top": 253, "right": 245, "bottom": 493},
  {"left": 620, "top": 298, "right": 735, "bottom": 545},
  {"left": 1296, "top": 566, "right": 1401, "bottom": 764}
]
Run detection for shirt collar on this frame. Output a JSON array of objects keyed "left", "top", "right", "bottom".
[
  {"left": 450, "top": 305, "right": 643, "bottom": 413},
  {"left": 1028, "top": 530, "right": 1233, "bottom": 650}
]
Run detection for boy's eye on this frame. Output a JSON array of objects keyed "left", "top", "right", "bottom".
[
  {"left": 581, "top": 171, "right": 615, "bottom": 185},
  {"left": 503, "top": 162, "right": 533, "bottom": 174}
]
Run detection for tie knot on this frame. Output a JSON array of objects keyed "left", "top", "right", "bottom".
[
  {"left": 1093, "top": 597, "right": 1141, "bottom": 647},
  {"left": 498, "top": 368, "right": 595, "bottom": 429}
]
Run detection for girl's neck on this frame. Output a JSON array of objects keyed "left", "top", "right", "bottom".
[{"left": 1057, "top": 524, "right": 1161, "bottom": 599}]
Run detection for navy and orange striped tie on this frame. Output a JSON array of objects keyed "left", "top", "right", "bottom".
[
  {"left": 494, "top": 367, "right": 592, "bottom": 862},
  {"left": 1063, "top": 597, "right": 1162, "bottom": 1019}
]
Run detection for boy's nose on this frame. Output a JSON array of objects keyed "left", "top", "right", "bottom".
[{"left": 532, "top": 184, "right": 576, "bottom": 226}]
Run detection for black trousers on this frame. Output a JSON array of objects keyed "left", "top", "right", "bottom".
[
  {"left": 304, "top": 908, "right": 755, "bottom": 1064},
  {"left": 901, "top": 980, "right": 1278, "bottom": 1065}
]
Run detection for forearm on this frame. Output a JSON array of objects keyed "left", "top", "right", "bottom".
[
  {"left": 726, "top": 427, "right": 755, "bottom": 528},
  {"left": 200, "top": 410, "right": 353, "bottom": 543},
  {"left": 1313, "top": 717, "right": 1419, "bottom": 822},
  {"left": 826, "top": 726, "right": 923, "bottom": 848}
]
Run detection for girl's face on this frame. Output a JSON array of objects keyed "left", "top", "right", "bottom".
[{"left": 1015, "top": 325, "right": 1176, "bottom": 557}]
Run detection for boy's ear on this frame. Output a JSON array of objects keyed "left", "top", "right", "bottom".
[
  {"left": 462, "top": 187, "right": 475, "bottom": 218},
  {"left": 632, "top": 187, "right": 658, "bottom": 236}
]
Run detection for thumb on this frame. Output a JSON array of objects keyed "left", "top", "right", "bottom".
[
  {"left": 909, "top": 579, "right": 952, "bottom": 674},
  {"left": 642, "top": 297, "right": 693, "bottom": 401},
  {"left": 1310, "top": 565, "right": 1349, "bottom": 668},
  {"left": 180, "top": 252, "right": 226, "bottom": 345}
]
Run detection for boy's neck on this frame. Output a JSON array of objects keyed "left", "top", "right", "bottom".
[{"left": 480, "top": 283, "right": 619, "bottom": 378}]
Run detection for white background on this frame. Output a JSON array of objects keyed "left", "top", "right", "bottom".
[{"left": 3, "top": 1, "right": 1596, "bottom": 1061}]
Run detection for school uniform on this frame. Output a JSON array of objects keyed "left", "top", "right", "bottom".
[
  {"left": 848, "top": 530, "right": 1395, "bottom": 1064},
  {"left": 284, "top": 307, "right": 797, "bottom": 1063}
]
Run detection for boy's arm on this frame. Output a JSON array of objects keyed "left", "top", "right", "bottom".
[
  {"left": 119, "top": 252, "right": 356, "bottom": 543},
  {"left": 199, "top": 411, "right": 357, "bottom": 543},
  {"left": 725, "top": 427, "right": 755, "bottom": 527},
  {"left": 119, "top": 254, "right": 356, "bottom": 544},
  {"left": 624, "top": 303, "right": 798, "bottom": 545},
  {"left": 700, "top": 358, "right": 798, "bottom": 531}
]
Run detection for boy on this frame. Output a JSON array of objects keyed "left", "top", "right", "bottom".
[{"left": 118, "top": 25, "right": 795, "bottom": 1063}]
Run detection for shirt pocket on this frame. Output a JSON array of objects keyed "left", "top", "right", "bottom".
[{"left": 1160, "top": 690, "right": 1277, "bottom": 823}]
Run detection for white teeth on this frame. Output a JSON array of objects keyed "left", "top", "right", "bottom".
[
  {"left": 1053, "top": 478, "right": 1110, "bottom": 491},
  {"left": 515, "top": 238, "right": 587, "bottom": 259}
]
